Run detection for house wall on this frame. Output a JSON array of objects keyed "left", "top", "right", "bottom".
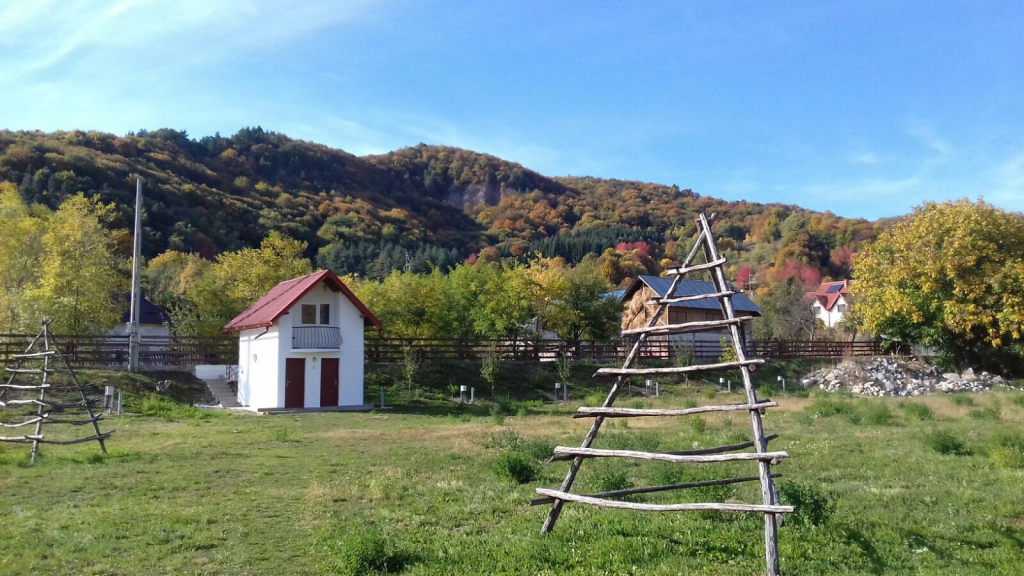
[
  {"left": 236, "top": 325, "right": 281, "bottom": 409},
  {"left": 814, "top": 295, "right": 848, "bottom": 328},
  {"left": 269, "top": 281, "right": 366, "bottom": 409}
]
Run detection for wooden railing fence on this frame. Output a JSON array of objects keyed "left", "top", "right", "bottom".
[{"left": 0, "top": 334, "right": 896, "bottom": 367}]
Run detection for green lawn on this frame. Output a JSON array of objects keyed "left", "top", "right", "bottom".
[{"left": 2, "top": 390, "right": 1023, "bottom": 575}]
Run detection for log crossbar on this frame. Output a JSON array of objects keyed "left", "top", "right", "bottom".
[
  {"left": 665, "top": 257, "right": 727, "bottom": 276},
  {"left": 650, "top": 290, "right": 737, "bottom": 305},
  {"left": 537, "top": 212, "right": 787, "bottom": 576},
  {"left": 620, "top": 316, "right": 752, "bottom": 337},
  {"left": 549, "top": 433, "right": 779, "bottom": 462},
  {"left": 535, "top": 489, "right": 794, "bottom": 514},
  {"left": 573, "top": 401, "right": 777, "bottom": 419},
  {"left": 594, "top": 359, "right": 764, "bottom": 376},
  {"left": 530, "top": 472, "right": 783, "bottom": 506},
  {"left": 552, "top": 446, "right": 788, "bottom": 464}
]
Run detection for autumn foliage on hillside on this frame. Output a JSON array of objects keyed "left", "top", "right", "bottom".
[{"left": 0, "top": 128, "right": 879, "bottom": 289}]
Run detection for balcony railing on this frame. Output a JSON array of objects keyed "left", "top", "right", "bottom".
[{"left": 292, "top": 326, "right": 342, "bottom": 350}]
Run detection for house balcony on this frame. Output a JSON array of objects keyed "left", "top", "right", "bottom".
[{"left": 292, "top": 326, "right": 342, "bottom": 350}]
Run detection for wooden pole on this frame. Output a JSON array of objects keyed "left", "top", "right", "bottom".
[{"left": 697, "top": 213, "right": 780, "bottom": 576}]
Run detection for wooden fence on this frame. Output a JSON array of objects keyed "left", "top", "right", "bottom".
[
  {"left": 0, "top": 334, "right": 894, "bottom": 368},
  {"left": 366, "top": 337, "right": 893, "bottom": 364},
  {"left": 0, "top": 334, "right": 237, "bottom": 367}
]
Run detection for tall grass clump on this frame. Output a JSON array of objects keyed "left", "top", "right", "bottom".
[
  {"left": 860, "top": 403, "right": 894, "bottom": 426},
  {"left": 319, "top": 529, "right": 411, "bottom": 575},
  {"left": 139, "top": 395, "right": 209, "bottom": 421},
  {"left": 779, "top": 481, "right": 835, "bottom": 527},
  {"left": 969, "top": 402, "right": 1001, "bottom": 421},
  {"left": 902, "top": 403, "right": 933, "bottom": 421},
  {"left": 923, "top": 430, "right": 971, "bottom": 456},
  {"left": 494, "top": 452, "right": 538, "bottom": 484},
  {"left": 949, "top": 394, "right": 974, "bottom": 406}
]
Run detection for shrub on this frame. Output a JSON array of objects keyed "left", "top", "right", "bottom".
[
  {"left": 788, "top": 388, "right": 810, "bottom": 398},
  {"left": 489, "top": 405, "right": 505, "bottom": 425},
  {"left": 806, "top": 398, "right": 858, "bottom": 422},
  {"left": 990, "top": 431, "right": 1024, "bottom": 452},
  {"left": 949, "top": 394, "right": 974, "bottom": 406},
  {"left": 320, "top": 529, "right": 410, "bottom": 575},
  {"left": 494, "top": 452, "right": 538, "bottom": 484},
  {"left": 599, "top": 431, "right": 660, "bottom": 452},
  {"left": 484, "top": 428, "right": 521, "bottom": 450},
  {"left": 139, "top": 395, "right": 208, "bottom": 421},
  {"left": 779, "top": 481, "right": 835, "bottom": 527},
  {"left": 1011, "top": 394, "right": 1024, "bottom": 407},
  {"left": 519, "top": 439, "right": 554, "bottom": 461},
  {"left": 584, "top": 393, "right": 605, "bottom": 407},
  {"left": 627, "top": 399, "right": 649, "bottom": 409},
  {"left": 516, "top": 405, "right": 529, "bottom": 417},
  {"left": 757, "top": 385, "right": 774, "bottom": 399},
  {"left": 701, "top": 387, "right": 717, "bottom": 399},
  {"left": 902, "top": 403, "right": 933, "bottom": 421},
  {"left": 494, "top": 396, "right": 516, "bottom": 415},
  {"left": 794, "top": 412, "right": 815, "bottom": 427},
  {"left": 923, "top": 430, "right": 971, "bottom": 456},
  {"left": 989, "top": 447, "right": 1024, "bottom": 470},
  {"left": 861, "top": 403, "right": 894, "bottom": 426},
  {"left": 689, "top": 416, "right": 708, "bottom": 433},
  {"left": 969, "top": 403, "right": 1001, "bottom": 421},
  {"left": 593, "top": 469, "right": 632, "bottom": 492}
]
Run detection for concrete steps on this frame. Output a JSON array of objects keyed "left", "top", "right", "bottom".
[{"left": 203, "top": 378, "right": 240, "bottom": 408}]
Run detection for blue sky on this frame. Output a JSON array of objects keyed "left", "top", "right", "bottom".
[{"left": 1, "top": 1, "right": 1021, "bottom": 219}]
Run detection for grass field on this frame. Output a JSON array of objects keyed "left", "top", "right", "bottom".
[{"left": 2, "top": 387, "right": 1024, "bottom": 575}]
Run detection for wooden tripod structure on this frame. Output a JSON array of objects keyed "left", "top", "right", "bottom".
[
  {"left": 0, "top": 321, "right": 111, "bottom": 464},
  {"left": 535, "top": 213, "right": 792, "bottom": 575}
]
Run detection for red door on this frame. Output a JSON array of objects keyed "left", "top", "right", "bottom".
[
  {"left": 285, "top": 358, "right": 305, "bottom": 408},
  {"left": 320, "top": 358, "right": 339, "bottom": 407}
]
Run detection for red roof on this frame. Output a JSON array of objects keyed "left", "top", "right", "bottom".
[
  {"left": 222, "top": 270, "right": 382, "bottom": 333},
  {"left": 809, "top": 279, "right": 851, "bottom": 312}
]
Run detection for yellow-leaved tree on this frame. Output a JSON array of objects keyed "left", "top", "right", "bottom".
[
  {"left": 0, "top": 183, "right": 48, "bottom": 332},
  {"left": 852, "top": 198, "right": 1024, "bottom": 370},
  {"left": 31, "top": 193, "right": 128, "bottom": 334}
]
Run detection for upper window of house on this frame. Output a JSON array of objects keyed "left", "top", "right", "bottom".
[
  {"left": 301, "top": 304, "right": 317, "bottom": 324},
  {"left": 319, "top": 304, "right": 330, "bottom": 325}
]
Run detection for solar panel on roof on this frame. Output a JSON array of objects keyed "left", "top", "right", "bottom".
[{"left": 826, "top": 284, "right": 843, "bottom": 293}]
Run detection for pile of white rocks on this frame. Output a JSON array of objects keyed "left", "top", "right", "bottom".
[{"left": 801, "top": 357, "right": 1006, "bottom": 397}]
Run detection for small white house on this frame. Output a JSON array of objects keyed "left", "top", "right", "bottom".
[
  {"left": 223, "top": 270, "right": 382, "bottom": 412},
  {"left": 809, "top": 280, "right": 851, "bottom": 328}
]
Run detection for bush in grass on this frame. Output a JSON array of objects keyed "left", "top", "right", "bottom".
[
  {"left": 806, "top": 398, "right": 858, "bottom": 422},
  {"left": 494, "top": 452, "right": 538, "bottom": 484},
  {"left": 689, "top": 416, "right": 708, "bottom": 433},
  {"left": 757, "top": 385, "right": 774, "bottom": 399},
  {"left": 600, "top": 431, "right": 660, "bottom": 452},
  {"left": 584, "top": 393, "right": 605, "bottom": 407},
  {"left": 990, "top": 431, "right": 1024, "bottom": 452},
  {"left": 902, "top": 403, "right": 933, "bottom": 421},
  {"left": 489, "top": 405, "right": 505, "bottom": 425},
  {"left": 949, "top": 394, "right": 974, "bottom": 406},
  {"left": 861, "top": 403, "right": 894, "bottom": 426},
  {"left": 989, "top": 446, "right": 1024, "bottom": 470},
  {"left": 683, "top": 397, "right": 698, "bottom": 409},
  {"left": 519, "top": 439, "right": 554, "bottom": 461},
  {"left": 627, "top": 399, "right": 649, "bottom": 409},
  {"left": 788, "top": 388, "right": 810, "bottom": 398},
  {"left": 516, "top": 405, "right": 528, "bottom": 417},
  {"left": 1011, "top": 394, "right": 1024, "bottom": 407},
  {"left": 701, "top": 387, "right": 717, "bottom": 399},
  {"left": 484, "top": 428, "right": 521, "bottom": 450},
  {"left": 969, "top": 403, "right": 1001, "bottom": 421},
  {"left": 593, "top": 469, "right": 632, "bottom": 492},
  {"left": 494, "top": 396, "right": 516, "bottom": 415},
  {"left": 779, "top": 481, "right": 835, "bottom": 527},
  {"left": 139, "top": 395, "right": 208, "bottom": 421},
  {"left": 321, "top": 529, "right": 410, "bottom": 575},
  {"left": 923, "top": 430, "right": 971, "bottom": 455},
  {"left": 794, "top": 412, "right": 815, "bottom": 427}
]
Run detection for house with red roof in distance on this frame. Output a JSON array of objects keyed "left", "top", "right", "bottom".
[
  {"left": 809, "top": 279, "right": 851, "bottom": 328},
  {"left": 223, "top": 270, "right": 381, "bottom": 412}
]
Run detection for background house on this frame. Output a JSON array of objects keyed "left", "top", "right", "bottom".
[
  {"left": 109, "top": 294, "right": 172, "bottom": 338},
  {"left": 223, "top": 270, "right": 381, "bottom": 412},
  {"left": 618, "top": 275, "right": 762, "bottom": 357},
  {"left": 809, "top": 280, "right": 851, "bottom": 327}
]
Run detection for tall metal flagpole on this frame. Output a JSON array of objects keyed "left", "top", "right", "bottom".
[{"left": 128, "top": 177, "right": 143, "bottom": 373}]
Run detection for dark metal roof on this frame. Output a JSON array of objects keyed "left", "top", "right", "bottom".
[
  {"left": 119, "top": 294, "right": 172, "bottom": 325},
  {"left": 621, "top": 275, "right": 762, "bottom": 316}
]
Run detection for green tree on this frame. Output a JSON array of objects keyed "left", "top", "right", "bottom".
[
  {"left": 853, "top": 199, "right": 1024, "bottom": 370},
  {"left": 0, "top": 183, "right": 47, "bottom": 332},
  {"left": 32, "top": 193, "right": 127, "bottom": 333},
  {"left": 536, "top": 258, "right": 620, "bottom": 341}
]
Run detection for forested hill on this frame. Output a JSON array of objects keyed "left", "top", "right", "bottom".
[{"left": 0, "top": 127, "right": 880, "bottom": 286}]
